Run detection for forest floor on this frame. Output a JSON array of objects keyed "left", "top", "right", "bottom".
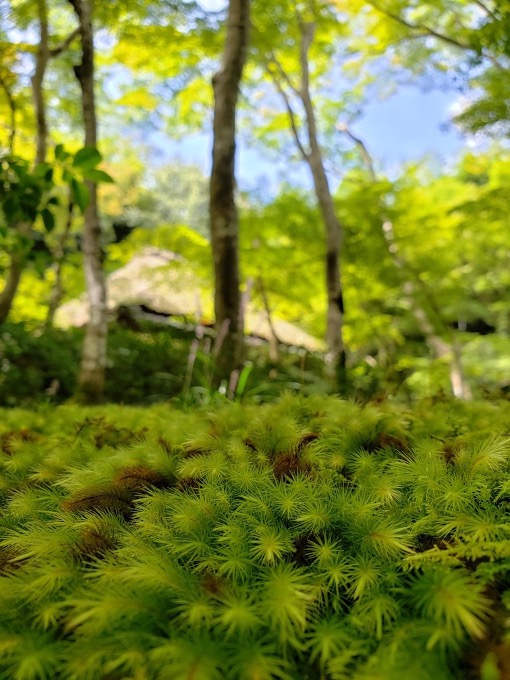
[{"left": 0, "top": 395, "right": 509, "bottom": 679}]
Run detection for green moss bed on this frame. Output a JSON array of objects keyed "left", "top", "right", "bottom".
[{"left": 1, "top": 395, "right": 510, "bottom": 679}]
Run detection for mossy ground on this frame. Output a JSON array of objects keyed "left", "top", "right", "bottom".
[{"left": 0, "top": 395, "right": 509, "bottom": 679}]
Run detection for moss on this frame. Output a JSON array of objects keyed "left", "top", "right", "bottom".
[{"left": 0, "top": 395, "right": 509, "bottom": 679}]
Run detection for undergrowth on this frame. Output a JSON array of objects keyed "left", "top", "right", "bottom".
[{"left": 0, "top": 394, "right": 509, "bottom": 679}]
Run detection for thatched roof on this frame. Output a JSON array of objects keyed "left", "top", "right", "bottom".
[{"left": 56, "top": 247, "right": 323, "bottom": 352}]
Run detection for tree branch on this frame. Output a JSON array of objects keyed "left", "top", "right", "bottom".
[
  {"left": 265, "top": 60, "right": 309, "bottom": 161},
  {"left": 269, "top": 51, "right": 301, "bottom": 99},
  {"left": 473, "top": 0, "right": 498, "bottom": 21},
  {"left": 369, "top": 0, "right": 506, "bottom": 71},
  {"left": 50, "top": 27, "right": 80, "bottom": 57},
  {"left": 336, "top": 122, "right": 377, "bottom": 181},
  {"left": 369, "top": 1, "right": 473, "bottom": 50}
]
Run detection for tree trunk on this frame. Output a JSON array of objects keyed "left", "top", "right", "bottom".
[
  {"left": 0, "top": 224, "right": 31, "bottom": 324},
  {"left": 209, "top": 0, "right": 249, "bottom": 386},
  {"left": 299, "top": 22, "right": 346, "bottom": 390},
  {"left": 0, "top": 1, "right": 50, "bottom": 327},
  {"left": 45, "top": 200, "right": 74, "bottom": 328},
  {"left": 32, "top": 0, "right": 50, "bottom": 164},
  {"left": 68, "top": 0, "right": 107, "bottom": 402}
]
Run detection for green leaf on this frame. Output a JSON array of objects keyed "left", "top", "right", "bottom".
[
  {"left": 71, "top": 178, "right": 90, "bottom": 213},
  {"left": 32, "top": 163, "right": 53, "bottom": 182},
  {"left": 82, "top": 169, "right": 115, "bottom": 184},
  {"left": 46, "top": 196, "right": 60, "bottom": 206},
  {"left": 62, "top": 169, "right": 74, "bottom": 184},
  {"left": 54, "top": 144, "right": 70, "bottom": 161},
  {"left": 3, "top": 195, "right": 20, "bottom": 223},
  {"left": 72, "top": 146, "right": 102, "bottom": 170},
  {"left": 40, "top": 208, "right": 55, "bottom": 233}
]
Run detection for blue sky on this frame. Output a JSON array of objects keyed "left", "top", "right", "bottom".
[
  {"left": 154, "top": 84, "right": 465, "bottom": 193},
  {"left": 150, "top": 0, "right": 468, "bottom": 193}
]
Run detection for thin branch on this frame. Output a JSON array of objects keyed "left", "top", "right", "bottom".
[
  {"left": 369, "top": 0, "right": 507, "bottom": 71},
  {"left": 369, "top": 1, "right": 473, "bottom": 50},
  {"left": 473, "top": 0, "right": 498, "bottom": 20},
  {"left": 264, "top": 60, "right": 309, "bottom": 161},
  {"left": 0, "top": 74, "right": 16, "bottom": 153},
  {"left": 336, "top": 122, "right": 377, "bottom": 181},
  {"left": 269, "top": 51, "right": 301, "bottom": 99},
  {"left": 298, "top": 19, "right": 315, "bottom": 97},
  {"left": 50, "top": 27, "right": 80, "bottom": 57}
]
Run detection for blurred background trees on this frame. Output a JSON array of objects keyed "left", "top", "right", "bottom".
[{"left": 1, "top": 0, "right": 509, "bottom": 405}]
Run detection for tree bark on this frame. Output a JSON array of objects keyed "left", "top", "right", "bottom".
[
  {"left": 209, "top": 0, "right": 249, "bottom": 386},
  {"left": 0, "top": 224, "right": 31, "bottom": 324},
  {"left": 45, "top": 200, "right": 74, "bottom": 328},
  {"left": 68, "top": 0, "right": 107, "bottom": 402},
  {"left": 299, "top": 22, "right": 346, "bottom": 389},
  {"left": 32, "top": 0, "right": 50, "bottom": 164},
  {"left": 0, "top": 74, "right": 16, "bottom": 153},
  {"left": 266, "top": 23, "right": 347, "bottom": 391}
]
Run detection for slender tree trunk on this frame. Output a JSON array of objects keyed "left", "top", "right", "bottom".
[
  {"left": 209, "top": 0, "right": 249, "bottom": 386},
  {"left": 0, "top": 224, "right": 31, "bottom": 324},
  {"left": 0, "top": 1, "right": 49, "bottom": 326},
  {"left": 0, "top": 259, "right": 24, "bottom": 325},
  {"left": 299, "top": 22, "right": 346, "bottom": 389},
  {"left": 68, "top": 0, "right": 107, "bottom": 402},
  {"left": 257, "top": 272, "right": 280, "bottom": 363},
  {"left": 45, "top": 200, "right": 74, "bottom": 328},
  {"left": 0, "top": 74, "right": 16, "bottom": 153},
  {"left": 32, "top": 0, "right": 50, "bottom": 164}
]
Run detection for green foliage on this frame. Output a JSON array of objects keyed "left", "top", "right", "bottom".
[
  {"left": 0, "top": 395, "right": 509, "bottom": 678},
  {"left": 0, "top": 322, "right": 327, "bottom": 407},
  {"left": 0, "top": 155, "right": 57, "bottom": 234}
]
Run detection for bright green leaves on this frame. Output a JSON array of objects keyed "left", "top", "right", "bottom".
[
  {"left": 57, "top": 144, "right": 114, "bottom": 214},
  {"left": 250, "top": 525, "right": 294, "bottom": 564},
  {"left": 257, "top": 562, "right": 316, "bottom": 641},
  {"left": 0, "top": 155, "right": 56, "bottom": 231},
  {"left": 215, "top": 591, "right": 262, "bottom": 637},
  {"left": 409, "top": 568, "right": 491, "bottom": 646},
  {"left": 358, "top": 517, "right": 414, "bottom": 559},
  {"left": 72, "top": 146, "right": 102, "bottom": 170},
  {"left": 69, "top": 178, "right": 89, "bottom": 214},
  {"left": 0, "top": 144, "right": 113, "bottom": 243},
  {"left": 307, "top": 615, "right": 355, "bottom": 668}
]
